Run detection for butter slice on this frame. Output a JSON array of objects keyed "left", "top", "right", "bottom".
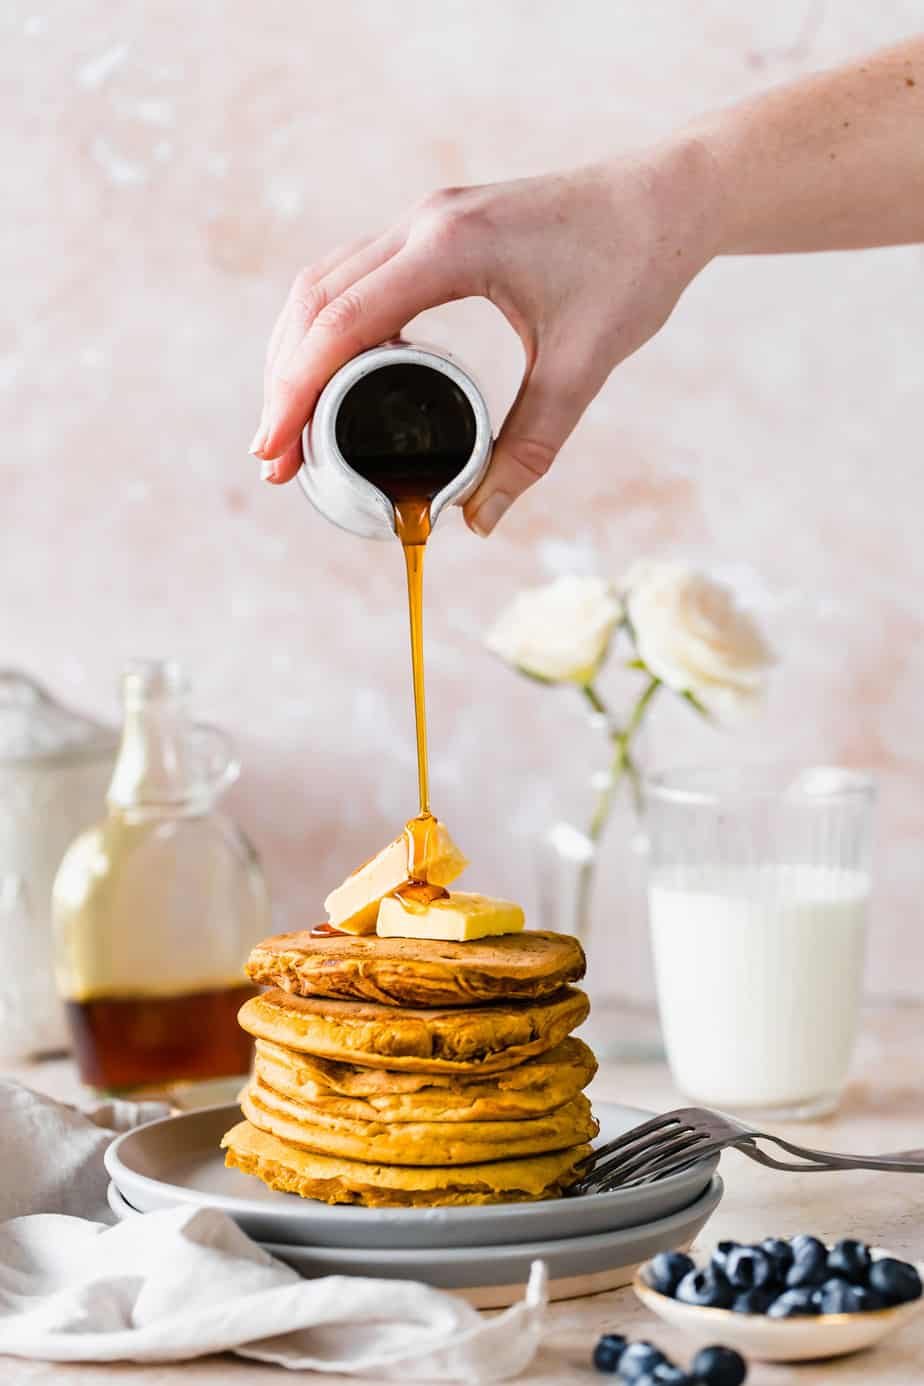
[
  {"left": 324, "top": 823, "right": 467, "bottom": 935},
  {"left": 377, "top": 891, "right": 525, "bottom": 942}
]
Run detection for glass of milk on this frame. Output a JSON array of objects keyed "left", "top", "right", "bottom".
[{"left": 646, "top": 766, "right": 875, "bottom": 1119}]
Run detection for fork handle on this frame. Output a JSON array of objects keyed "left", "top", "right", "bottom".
[{"left": 750, "top": 1132, "right": 924, "bottom": 1173}]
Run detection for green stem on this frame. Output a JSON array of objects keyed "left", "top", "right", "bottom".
[
  {"left": 585, "top": 675, "right": 660, "bottom": 841},
  {"left": 571, "top": 674, "right": 660, "bottom": 945}
]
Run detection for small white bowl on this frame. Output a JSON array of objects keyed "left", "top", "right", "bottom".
[{"left": 634, "top": 1246, "right": 924, "bottom": 1363}]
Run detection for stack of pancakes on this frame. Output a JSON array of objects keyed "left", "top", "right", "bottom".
[{"left": 221, "top": 929, "right": 598, "bottom": 1207}]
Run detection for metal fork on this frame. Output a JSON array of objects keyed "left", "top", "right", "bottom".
[{"left": 569, "top": 1106, "right": 924, "bottom": 1195}]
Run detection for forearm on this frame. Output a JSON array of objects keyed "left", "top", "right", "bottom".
[{"left": 693, "top": 36, "right": 924, "bottom": 254}]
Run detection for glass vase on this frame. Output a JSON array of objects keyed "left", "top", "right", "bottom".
[{"left": 536, "top": 700, "right": 663, "bottom": 1061}]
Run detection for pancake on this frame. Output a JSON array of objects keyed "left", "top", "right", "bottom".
[
  {"left": 242, "top": 1078, "right": 597, "bottom": 1165},
  {"left": 253, "top": 1036, "right": 597, "bottom": 1122},
  {"left": 245, "top": 929, "right": 586, "bottom": 1007},
  {"left": 222, "top": 1119, "right": 591, "bottom": 1206},
  {"left": 237, "top": 987, "right": 589, "bottom": 1073}
]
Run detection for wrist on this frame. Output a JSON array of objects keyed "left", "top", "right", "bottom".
[
  {"left": 651, "top": 126, "right": 730, "bottom": 271},
  {"left": 596, "top": 127, "right": 729, "bottom": 287}
]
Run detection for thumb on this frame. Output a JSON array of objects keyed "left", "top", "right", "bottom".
[{"left": 463, "top": 360, "right": 593, "bottom": 537}]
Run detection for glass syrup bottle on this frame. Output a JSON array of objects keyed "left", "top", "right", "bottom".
[{"left": 53, "top": 659, "right": 269, "bottom": 1094}]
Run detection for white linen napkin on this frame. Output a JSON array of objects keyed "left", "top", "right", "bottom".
[
  {"left": 0, "top": 1079, "right": 170, "bottom": 1223},
  {"left": 0, "top": 1081, "right": 547, "bottom": 1381}
]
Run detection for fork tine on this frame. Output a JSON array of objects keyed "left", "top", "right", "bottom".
[
  {"left": 574, "top": 1112, "right": 687, "bottom": 1171},
  {"left": 571, "top": 1126, "right": 699, "bottom": 1194},
  {"left": 589, "top": 1139, "right": 725, "bottom": 1193},
  {"left": 582, "top": 1129, "right": 710, "bottom": 1190},
  {"left": 621, "top": 1147, "right": 726, "bottom": 1190},
  {"left": 611, "top": 1134, "right": 719, "bottom": 1186},
  {"left": 614, "top": 1130, "right": 713, "bottom": 1181},
  {"left": 574, "top": 1122, "right": 695, "bottom": 1185}
]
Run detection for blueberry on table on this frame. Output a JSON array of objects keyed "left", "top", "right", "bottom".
[
  {"left": 592, "top": 1333, "right": 627, "bottom": 1373},
  {"left": 767, "top": 1287, "right": 820, "bottom": 1317},
  {"left": 827, "top": 1238, "right": 871, "bottom": 1283},
  {"left": 711, "top": 1240, "right": 740, "bottom": 1275},
  {"left": 725, "top": 1246, "right": 774, "bottom": 1291},
  {"left": 617, "top": 1341, "right": 668, "bottom": 1380},
  {"left": 647, "top": 1250, "right": 695, "bottom": 1297},
  {"left": 786, "top": 1243, "right": 828, "bottom": 1289},
  {"left": 635, "top": 1370, "right": 690, "bottom": 1386},
  {"left": 868, "top": 1257, "right": 923, "bottom": 1305},
  {"left": 759, "top": 1237, "right": 793, "bottom": 1280},
  {"left": 650, "top": 1365, "right": 690, "bottom": 1384},
  {"left": 815, "top": 1278, "right": 868, "bottom": 1315},
  {"left": 690, "top": 1343, "right": 748, "bottom": 1386},
  {"left": 732, "top": 1287, "right": 774, "bottom": 1314}
]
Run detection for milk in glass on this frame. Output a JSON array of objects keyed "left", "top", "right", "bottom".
[{"left": 650, "top": 863, "right": 869, "bottom": 1113}]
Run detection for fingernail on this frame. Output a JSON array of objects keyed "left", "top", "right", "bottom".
[
  {"left": 260, "top": 458, "right": 278, "bottom": 482},
  {"left": 249, "top": 425, "right": 268, "bottom": 457},
  {"left": 469, "top": 491, "right": 513, "bottom": 537}
]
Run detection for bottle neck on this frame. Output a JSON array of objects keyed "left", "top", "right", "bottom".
[
  {"left": 105, "top": 660, "right": 237, "bottom": 818},
  {"left": 107, "top": 695, "right": 201, "bottom": 816}
]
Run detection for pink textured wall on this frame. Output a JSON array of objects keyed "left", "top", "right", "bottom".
[{"left": 4, "top": 1, "right": 923, "bottom": 998}]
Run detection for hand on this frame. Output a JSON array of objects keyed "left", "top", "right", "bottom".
[{"left": 252, "top": 139, "right": 719, "bottom": 534}]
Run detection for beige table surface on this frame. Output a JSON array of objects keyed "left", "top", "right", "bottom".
[{"left": 2, "top": 1003, "right": 922, "bottom": 1384}]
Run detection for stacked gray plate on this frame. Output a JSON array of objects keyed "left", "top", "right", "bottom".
[{"left": 105, "top": 1101, "right": 722, "bottom": 1307}]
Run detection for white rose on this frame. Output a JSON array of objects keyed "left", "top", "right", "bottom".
[
  {"left": 621, "top": 561, "right": 774, "bottom": 717},
  {"left": 485, "top": 576, "right": 622, "bottom": 685}
]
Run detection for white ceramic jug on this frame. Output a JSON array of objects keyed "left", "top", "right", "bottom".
[{"left": 0, "top": 671, "right": 116, "bottom": 1056}]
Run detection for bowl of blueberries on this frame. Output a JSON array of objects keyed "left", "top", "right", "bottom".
[{"left": 634, "top": 1235, "right": 923, "bottom": 1362}]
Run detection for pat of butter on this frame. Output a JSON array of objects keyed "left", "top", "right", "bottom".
[
  {"left": 324, "top": 823, "right": 467, "bottom": 935},
  {"left": 377, "top": 891, "right": 525, "bottom": 942}
]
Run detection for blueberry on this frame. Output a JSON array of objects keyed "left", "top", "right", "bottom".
[
  {"left": 815, "top": 1278, "right": 868, "bottom": 1315},
  {"left": 690, "top": 1343, "right": 748, "bottom": 1386},
  {"left": 760, "top": 1237, "right": 794, "bottom": 1280},
  {"left": 827, "top": 1238, "right": 871, "bottom": 1283},
  {"left": 592, "top": 1333, "right": 627, "bottom": 1373},
  {"left": 868, "top": 1257, "right": 923, "bottom": 1305},
  {"left": 790, "top": 1234, "right": 826, "bottom": 1260},
  {"left": 647, "top": 1251, "right": 695, "bottom": 1297},
  {"left": 724, "top": 1246, "right": 774, "bottom": 1292},
  {"left": 767, "top": 1288, "right": 819, "bottom": 1318},
  {"left": 650, "top": 1367, "right": 690, "bottom": 1384},
  {"left": 732, "top": 1288, "right": 774, "bottom": 1314},
  {"left": 711, "top": 1240, "right": 740, "bottom": 1275},
  {"left": 853, "top": 1285, "right": 887, "bottom": 1312},
  {"left": 617, "top": 1341, "right": 667, "bottom": 1380},
  {"left": 634, "top": 1374, "right": 690, "bottom": 1386},
  {"left": 675, "top": 1266, "right": 733, "bottom": 1309},
  {"left": 786, "top": 1243, "right": 828, "bottom": 1289}
]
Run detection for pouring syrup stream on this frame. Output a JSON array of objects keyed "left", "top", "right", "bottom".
[{"left": 394, "top": 495, "right": 449, "bottom": 904}]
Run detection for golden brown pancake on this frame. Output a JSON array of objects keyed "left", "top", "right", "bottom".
[
  {"left": 245, "top": 929, "right": 585, "bottom": 1007},
  {"left": 253, "top": 1036, "right": 597, "bottom": 1122},
  {"left": 241, "top": 1078, "right": 597, "bottom": 1165},
  {"left": 237, "top": 987, "right": 589, "bottom": 1073},
  {"left": 222, "top": 1118, "right": 591, "bottom": 1206}
]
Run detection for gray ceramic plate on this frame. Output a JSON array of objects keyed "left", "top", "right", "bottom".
[
  {"left": 108, "top": 1174, "right": 724, "bottom": 1307},
  {"left": 105, "top": 1101, "right": 719, "bottom": 1250}
]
